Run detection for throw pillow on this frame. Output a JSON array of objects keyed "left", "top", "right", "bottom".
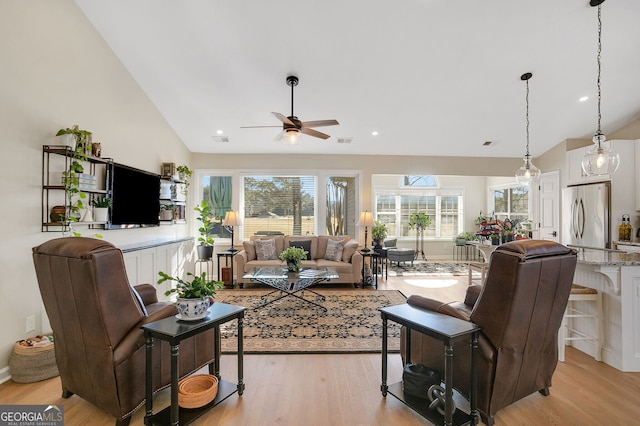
[
  {"left": 384, "top": 238, "right": 397, "bottom": 248},
  {"left": 324, "top": 239, "right": 345, "bottom": 261},
  {"left": 342, "top": 240, "right": 359, "bottom": 262},
  {"left": 243, "top": 241, "right": 256, "bottom": 261},
  {"left": 289, "top": 240, "right": 311, "bottom": 260},
  {"left": 255, "top": 239, "right": 278, "bottom": 260}
]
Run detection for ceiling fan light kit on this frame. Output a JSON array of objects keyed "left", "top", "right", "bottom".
[
  {"left": 515, "top": 72, "right": 541, "bottom": 186},
  {"left": 242, "top": 75, "right": 339, "bottom": 144},
  {"left": 582, "top": 0, "right": 620, "bottom": 176}
]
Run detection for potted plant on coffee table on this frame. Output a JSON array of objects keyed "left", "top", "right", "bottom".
[
  {"left": 157, "top": 271, "right": 223, "bottom": 321},
  {"left": 279, "top": 247, "right": 308, "bottom": 272},
  {"left": 371, "top": 221, "right": 388, "bottom": 249},
  {"left": 194, "top": 200, "right": 215, "bottom": 260}
]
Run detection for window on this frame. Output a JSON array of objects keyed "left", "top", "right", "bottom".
[
  {"left": 241, "top": 175, "right": 316, "bottom": 238},
  {"left": 201, "top": 175, "right": 232, "bottom": 238},
  {"left": 492, "top": 185, "right": 529, "bottom": 223},
  {"left": 374, "top": 175, "right": 463, "bottom": 239},
  {"left": 325, "top": 176, "right": 356, "bottom": 236}
]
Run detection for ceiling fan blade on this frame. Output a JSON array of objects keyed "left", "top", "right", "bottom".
[
  {"left": 240, "top": 125, "right": 282, "bottom": 128},
  {"left": 272, "top": 112, "right": 295, "bottom": 126},
  {"left": 301, "top": 119, "right": 339, "bottom": 128},
  {"left": 300, "top": 127, "right": 330, "bottom": 140}
]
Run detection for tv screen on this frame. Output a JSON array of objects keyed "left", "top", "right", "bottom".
[{"left": 106, "top": 163, "right": 160, "bottom": 229}]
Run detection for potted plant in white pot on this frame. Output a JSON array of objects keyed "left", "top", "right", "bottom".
[
  {"left": 91, "top": 196, "right": 111, "bottom": 223},
  {"left": 279, "top": 247, "right": 308, "bottom": 272},
  {"left": 194, "top": 200, "right": 215, "bottom": 260},
  {"left": 157, "top": 271, "right": 223, "bottom": 321},
  {"left": 176, "top": 164, "right": 192, "bottom": 196}
]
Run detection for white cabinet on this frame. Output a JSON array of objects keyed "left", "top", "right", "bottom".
[
  {"left": 121, "top": 239, "right": 194, "bottom": 302},
  {"left": 635, "top": 140, "right": 640, "bottom": 211}
]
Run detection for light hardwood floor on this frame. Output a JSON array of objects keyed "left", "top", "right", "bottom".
[{"left": 3, "top": 267, "right": 640, "bottom": 425}]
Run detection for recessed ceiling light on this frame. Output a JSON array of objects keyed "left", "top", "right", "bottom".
[
  {"left": 371, "top": 131, "right": 379, "bottom": 136},
  {"left": 216, "top": 129, "right": 224, "bottom": 135},
  {"left": 579, "top": 96, "right": 589, "bottom": 102}
]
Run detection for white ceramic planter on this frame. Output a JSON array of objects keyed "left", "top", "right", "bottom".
[
  {"left": 176, "top": 297, "right": 211, "bottom": 321},
  {"left": 93, "top": 207, "right": 109, "bottom": 223}
]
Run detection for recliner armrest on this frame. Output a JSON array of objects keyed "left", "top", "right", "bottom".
[
  {"left": 406, "top": 294, "right": 470, "bottom": 321},
  {"left": 134, "top": 284, "right": 159, "bottom": 306}
]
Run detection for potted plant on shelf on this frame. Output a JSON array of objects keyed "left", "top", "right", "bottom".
[
  {"left": 371, "top": 221, "right": 388, "bottom": 249},
  {"left": 194, "top": 200, "right": 215, "bottom": 260},
  {"left": 91, "top": 196, "right": 111, "bottom": 223},
  {"left": 56, "top": 125, "right": 93, "bottom": 236},
  {"left": 279, "top": 247, "right": 308, "bottom": 272},
  {"left": 159, "top": 203, "right": 175, "bottom": 221},
  {"left": 454, "top": 231, "right": 476, "bottom": 246},
  {"left": 176, "top": 164, "right": 192, "bottom": 196},
  {"left": 157, "top": 271, "right": 223, "bottom": 321}
]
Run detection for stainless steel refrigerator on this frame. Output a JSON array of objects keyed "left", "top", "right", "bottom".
[{"left": 562, "top": 182, "right": 611, "bottom": 249}]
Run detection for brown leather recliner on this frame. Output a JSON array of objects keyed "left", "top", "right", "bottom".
[
  {"left": 401, "top": 240, "right": 577, "bottom": 425},
  {"left": 32, "top": 237, "right": 216, "bottom": 426}
]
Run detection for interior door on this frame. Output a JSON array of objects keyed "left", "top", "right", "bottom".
[{"left": 538, "top": 171, "right": 560, "bottom": 242}]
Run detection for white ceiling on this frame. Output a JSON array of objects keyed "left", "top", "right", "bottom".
[{"left": 75, "top": 0, "right": 640, "bottom": 158}]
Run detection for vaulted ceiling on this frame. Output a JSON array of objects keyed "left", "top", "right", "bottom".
[{"left": 76, "top": 0, "right": 640, "bottom": 158}]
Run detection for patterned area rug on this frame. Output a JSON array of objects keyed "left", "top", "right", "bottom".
[
  {"left": 214, "top": 289, "right": 406, "bottom": 354},
  {"left": 389, "top": 261, "right": 470, "bottom": 276}
]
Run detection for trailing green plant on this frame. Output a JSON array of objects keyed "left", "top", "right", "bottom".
[
  {"left": 56, "top": 125, "right": 93, "bottom": 236},
  {"left": 194, "top": 200, "right": 215, "bottom": 246},
  {"left": 157, "top": 271, "right": 223, "bottom": 300},
  {"left": 176, "top": 164, "right": 192, "bottom": 196},
  {"left": 371, "top": 221, "right": 388, "bottom": 242},
  {"left": 91, "top": 196, "right": 112, "bottom": 208}
]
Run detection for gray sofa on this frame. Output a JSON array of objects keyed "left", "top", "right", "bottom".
[{"left": 234, "top": 235, "right": 363, "bottom": 287}]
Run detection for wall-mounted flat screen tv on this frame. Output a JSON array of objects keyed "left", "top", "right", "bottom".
[{"left": 106, "top": 163, "right": 160, "bottom": 229}]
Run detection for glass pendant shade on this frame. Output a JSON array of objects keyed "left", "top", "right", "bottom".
[
  {"left": 581, "top": 133, "right": 620, "bottom": 176},
  {"left": 515, "top": 155, "right": 541, "bottom": 186},
  {"left": 282, "top": 129, "right": 300, "bottom": 145}
]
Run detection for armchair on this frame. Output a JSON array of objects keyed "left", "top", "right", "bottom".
[
  {"left": 401, "top": 240, "right": 577, "bottom": 425},
  {"left": 32, "top": 237, "right": 216, "bottom": 426}
]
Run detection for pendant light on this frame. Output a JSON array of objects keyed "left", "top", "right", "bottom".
[
  {"left": 581, "top": 0, "right": 620, "bottom": 176},
  {"left": 515, "top": 72, "right": 541, "bottom": 186}
]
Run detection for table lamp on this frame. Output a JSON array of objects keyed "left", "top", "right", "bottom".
[
  {"left": 358, "top": 210, "right": 375, "bottom": 252},
  {"left": 223, "top": 210, "right": 242, "bottom": 252}
]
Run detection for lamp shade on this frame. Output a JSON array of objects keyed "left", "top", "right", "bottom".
[
  {"left": 282, "top": 129, "right": 300, "bottom": 145},
  {"left": 358, "top": 211, "right": 374, "bottom": 228},
  {"left": 223, "top": 210, "right": 241, "bottom": 227},
  {"left": 581, "top": 135, "right": 620, "bottom": 176}
]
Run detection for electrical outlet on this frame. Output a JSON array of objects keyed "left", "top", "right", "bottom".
[{"left": 26, "top": 315, "right": 36, "bottom": 333}]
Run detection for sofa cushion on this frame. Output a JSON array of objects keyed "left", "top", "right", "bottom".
[
  {"left": 243, "top": 241, "right": 256, "bottom": 261},
  {"left": 342, "top": 240, "right": 359, "bottom": 262},
  {"left": 317, "top": 235, "right": 350, "bottom": 259},
  {"left": 384, "top": 238, "right": 397, "bottom": 248},
  {"left": 324, "top": 239, "right": 345, "bottom": 261},
  {"left": 255, "top": 239, "right": 278, "bottom": 260},
  {"left": 289, "top": 239, "right": 312, "bottom": 260}
]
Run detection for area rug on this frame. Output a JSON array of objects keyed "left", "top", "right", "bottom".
[
  {"left": 389, "top": 261, "right": 470, "bottom": 276},
  {"left": 214, "top": 289, "right": 406, "bottom": 354}
]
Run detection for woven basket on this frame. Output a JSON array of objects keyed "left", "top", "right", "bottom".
[
  {"left": 178, "top": 374, "right": 219, "bottom": 409},
  {"left": 9, "top": 340, "right": 58, "bottom": 383}
]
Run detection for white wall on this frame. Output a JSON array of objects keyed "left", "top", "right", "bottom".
[{"left": 0, "top": 1, "right": 191, "bottom": 374}]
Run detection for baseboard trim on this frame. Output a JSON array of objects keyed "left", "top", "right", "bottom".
[{"left": 0, "top": 366, "right": 11, "bottom": 384}]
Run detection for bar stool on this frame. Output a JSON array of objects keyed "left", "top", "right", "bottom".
[
  {"left": 558, "top": 284, "right": 603, "bottom": 362},
  {"left": 468, "top": 262, "right": 488, "bottom": 286}
]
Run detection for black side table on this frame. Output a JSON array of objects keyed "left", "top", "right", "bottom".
[
  {"left": 379, "top": 303, "right": 481, "bottom": 426},
  {"left": 359, "top": 250, "right": 379, "bottom": 288},
  {"left": 142, "top": 302, "right": 246, "bottom": 426},
  {"left": 217, "top": 249, "right": 237, "bottom": 288},
  {"left": 374, "top": 247, "right": 388, "bottom": 280}
]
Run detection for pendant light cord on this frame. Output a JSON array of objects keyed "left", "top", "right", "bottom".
[
  {"left": 596, "top": 4, "right": 602, "bottom": 139},
  {"left": 525, "top": 77, "right": 530, "bottom": 159}
]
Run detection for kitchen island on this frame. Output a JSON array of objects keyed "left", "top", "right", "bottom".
[{"left": 571, "top": 247, "right": 640, "bottom": 371}]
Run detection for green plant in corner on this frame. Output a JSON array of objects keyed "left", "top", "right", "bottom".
[
  {"left": 91, "top": 196, "right": 112, "bottom": 208},
  {"left": 157, "top": 271, "right": 223, "bottom": 300},
  {"left": 176, "top": 164, "right": 192, "bottom": 196},
  {"left": 371, "top": 221, "right": 388, "bottom": 247},
  {"left": 194, "top": 200, "right": 215, "bottom": 247},
  {"left": 408, "top": 212, "right": 431, "bottom": 260}
]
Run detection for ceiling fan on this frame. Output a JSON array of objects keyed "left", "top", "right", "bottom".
[{"left": 241, "top": 75, "right": 339, "bottom": 145}]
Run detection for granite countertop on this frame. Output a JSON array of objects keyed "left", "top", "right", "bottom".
[
  {"left": 573, "top": 247, "right": 640, "bottom": 266},
  {"left": 614, "top": 241, "right": 640, "bottom": 247}
]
